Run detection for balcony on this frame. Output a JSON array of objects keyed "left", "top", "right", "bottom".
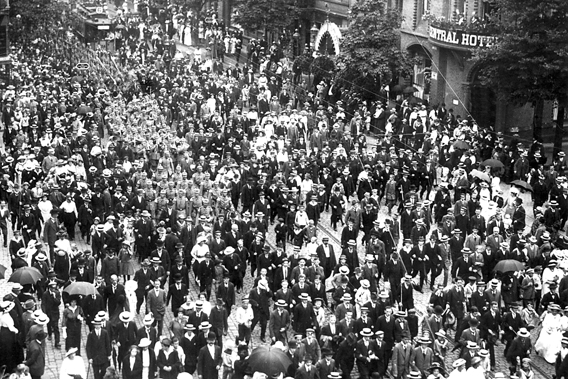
[{"left": 424, "top": 15, "right": 497, "bottom": 52}]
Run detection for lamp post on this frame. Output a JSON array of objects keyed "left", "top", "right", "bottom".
[{"left": 292, "top": 28, "right": 300, "bottom": 56}]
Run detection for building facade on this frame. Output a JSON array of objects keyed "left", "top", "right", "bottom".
[{"left": 396, "top": 0, "right": 555, "bottom": 133}]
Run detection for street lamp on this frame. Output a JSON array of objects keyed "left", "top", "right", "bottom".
[
  {"left": 292, "top": 28, "right": 300, "bottom": 56},
  {"left": 310, "top": 23, "right": 318, "bottom": 51}
]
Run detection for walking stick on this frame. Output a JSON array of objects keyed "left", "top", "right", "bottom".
[{"left": 87, "top": 361, "right": 91, "bottom": 379}]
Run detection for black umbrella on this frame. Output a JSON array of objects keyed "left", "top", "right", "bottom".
[
  {"left": 9, "top": 267, "right": 43, "bottom": 285},
  {"left": 248, "top": 346, "right": 292, "bottom": 377},
  {"left": 392, "top": 84, "right": 404, "bottom": 93},
  {"left": 482, "top": 159, "right": 504, "bottom": 169},
  {"left": 403, "top": 86, "right": 418, "bottom": 94},
  {"left": 494, "top": 259, "right": 524, "bottom": 273},
  {"left": 510, "top": 180, "right": 533, "bottom": 192}
]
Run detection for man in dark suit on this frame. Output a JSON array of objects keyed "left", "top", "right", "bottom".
[
  {"left": 103, "top": 274, "right": 126, "bottom": 316},
  {"left": 146, "top": 279, "right": 167, "bottom": 334},
  {"left": 293, "top": 293, "right": 316, "bottom": 337},
  {"left": 356, "top": 328, "right": 379, "bottom": 378},
  {"left": 197, "top": 332, "right": 222, "bottom": 379},
  {"left": 505, "top": 327, "right": 532, "bottom": 374},
  {"left": 295, "top": 355, "right": 318, "bottom": 379},
  {"left": 269, "top": 299, "right": 290, "bottom": 344},
  {"left": 197, "top": 253, "right": 216, "bottom": 299},
  {"left": 112, "top": 311, "right": 138, "bottom": 371},
  {"left": 353, "top": 307, "right": 374, "bottom": 338},
  {"left": 209, "top": 299, "right": 229, "bottom": 350},
  {"left": 249, "top": 280, "right": 273, "bottom": 342},
  {"left": 136, "top": 314, "right": 159, "bottom": 349},
  {"left": 480, "top": 301, "right": 501, "bottom": 370},
  {"left": 316, "top": 237, "right": 337, "bottom": 278},
  {"left": 42, "top": 209, "right": 60, "bottom": 260},
  {"left": 502, "top": 302, "right": 526, "bottom": 356},
  {"left": 133, "top": 259, "right": 153, "bottom": 313},
  {"left": 86, "top": 320, "right": 112, "bottom": 379},
  {"left": 375, "top": 306, "right": 396, "bottom": 357},
  {"left": 134, "top": 210, "right": 154, "bottom": 261},
  {"left": 24, "top": 330, "right": 46, "bottom": 379},
  {"left": 216, "top": 275, "right": 236, "bottom": 314},
  {"left": 166, "top": 273, "right": 188, "bottom": 313}
]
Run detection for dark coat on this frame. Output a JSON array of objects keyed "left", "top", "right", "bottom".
[
  {"left": 24, "top": 339, "right": 45, "bottom": 377},
  {"left": 86, "top": 329, "right": 112, "bottom": 366},
  {"left": 122, "top": 354, "right": 143, "bottom": 379},
  {"left": 197, "top": 344, "right": 222, "bottom": 379}
]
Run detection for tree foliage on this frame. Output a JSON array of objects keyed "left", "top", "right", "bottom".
[
  {"left": 311, "top": 55, "right": 335, "bottom": 79},
  {"left": 336, "top": 0, "right": 412, "bottom": 99},
  {"left": 232, "top": 0, "right": 301, "bottom": 34},
  {"left": 10, "top": 0, "right": 66, "bottom": 44},
  {"left": 473, "top": 0, "right": 568, "bottom": 106}
]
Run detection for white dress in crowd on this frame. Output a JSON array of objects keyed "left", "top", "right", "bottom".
[
  {"left": 183, "top": 26, "right": 192, "bottom": 46},
  {"left": 59, "top": 355, "right": 87, "bottom": 379},
  {"left": 465, "top": 364, "right": 485, "bottom": 379},
  {"left": 535, "top": 312, "right": 563, "bottom": 363}
]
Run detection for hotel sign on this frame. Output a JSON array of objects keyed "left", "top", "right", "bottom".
[{"left": 429, "top": 26, "right": 497, "bottom": 49}]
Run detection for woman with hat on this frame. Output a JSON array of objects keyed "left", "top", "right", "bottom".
[
  {"left": 426, "top": 362, "right": 446, "bottom": 379},
  {"left": 62, "top": 296, "right": 85, "bottom": 355},
  {"left": 119, "top": 240, "right": 136, "bottom": 281},
  {"left": 0, "top": 300, "right": 21, "bottom": 373},
  {"left": 156, "top": 338, "right": 181, "bottom": 379},
  {"left": 536, "top": 303, "right": 563, "bottom": 362},
  {"left": 59, "top": 347, "right": 87, "bottom": 379}
]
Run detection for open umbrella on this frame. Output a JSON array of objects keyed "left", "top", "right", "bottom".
[
  {"left": 453, "top": 140, "right": 470, "bottom": 150},
  {"left": 403, "top": 86, "right": 418, "bottom": 94},
  {"left": 482, "top": 159, "right": 504, "bottom": 169},
  {"left": 64, "top": 282, "right": 97, "bottom": 296},
  {"left": 392, "top": 84, "right": 404, "bottom": 93},
  {"left": 510, "top": 180, "right": 533, "bottom": 192},
  {"left": 248, "top": 346, "right": 292, "bottom": 377},
  {"left": 9, "top": 267, "right": 43, "bottom": 285},
  {"left": 470, "top": 169, "right": 491, "bottom": 183},
  {"left": 494, "top": 259, "right": 525, "bottom": 273}
]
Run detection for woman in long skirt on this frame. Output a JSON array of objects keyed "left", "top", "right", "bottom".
[{"left": 62, "top": 297, "right": 85, "bottom": 355}]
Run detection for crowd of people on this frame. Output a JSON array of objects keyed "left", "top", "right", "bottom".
[{"left": 2, "top": 3, "right": 568, "bottom": 379}]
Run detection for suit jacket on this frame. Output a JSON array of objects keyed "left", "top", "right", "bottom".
[
  {"left": 411, "top": 346, "right": 434, "bottom": 374},
  {"left": 122, "top": 354, "right": 143, "bottom": 379},
  {"left": 167, "top": 283, "right": 188, "bottom": 312},
  {"left": 294, "top": 364, "right": 318, "bottom": 379},
  {"left": 375, "top": 315, "right": 396, "bottom": 348},
  {"left": 315, "top": 358, "right": 336, "bottom": 379},
  {"left": 146, "top": 288, "right": 167, "bottom": 319},
  {"left": 506, "top": 336, "right": 532, "bottom": 363},
  {"left": 269, "top": 309, "right": 290, "bottom": 340},
  {"left": 134, "top": 268, "right": 153, "bottom": 295},
  {"left": 136, "top": 326, "right": 158, "bottom": 349},
  {"left": 24, "top": 339, "right": 45, "bottom": 377},
  {"left": 392, "top": 342, "right": 413, "bottom": 378},
  {"left": 86, "top": 329, "right": 112, "bottom": 365},
  {"left": 216, "top": 282, "right": 236, "bottom": 309},
  {"left": 197, "top": 344, "right": 222, "bottom": 379},
  {"left": 394, "top": 319, "right": 411, "bottom": 342},
  {"left": 480, "top": 310, "right": 501, "bottom": 340},
  {"left": 113, "top": 321, "right": 138, "bottom": 349},
  {"left": 104, "top": 283, "right": 126, "bottom": 316}
]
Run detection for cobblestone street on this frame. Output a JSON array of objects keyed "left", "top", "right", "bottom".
[{"left": 0, "top": 184, "right": 553, "bottom": 379}]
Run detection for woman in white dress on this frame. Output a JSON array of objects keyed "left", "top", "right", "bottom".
[
  {"left": 535, "top": 303, "right": 563, "bottom": 363},
  {"left": 183, "top": 23, "right": 192, "bottom": 46},
  {"left": 59, "top": 347, "right": 87, "bottom": 379}
]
